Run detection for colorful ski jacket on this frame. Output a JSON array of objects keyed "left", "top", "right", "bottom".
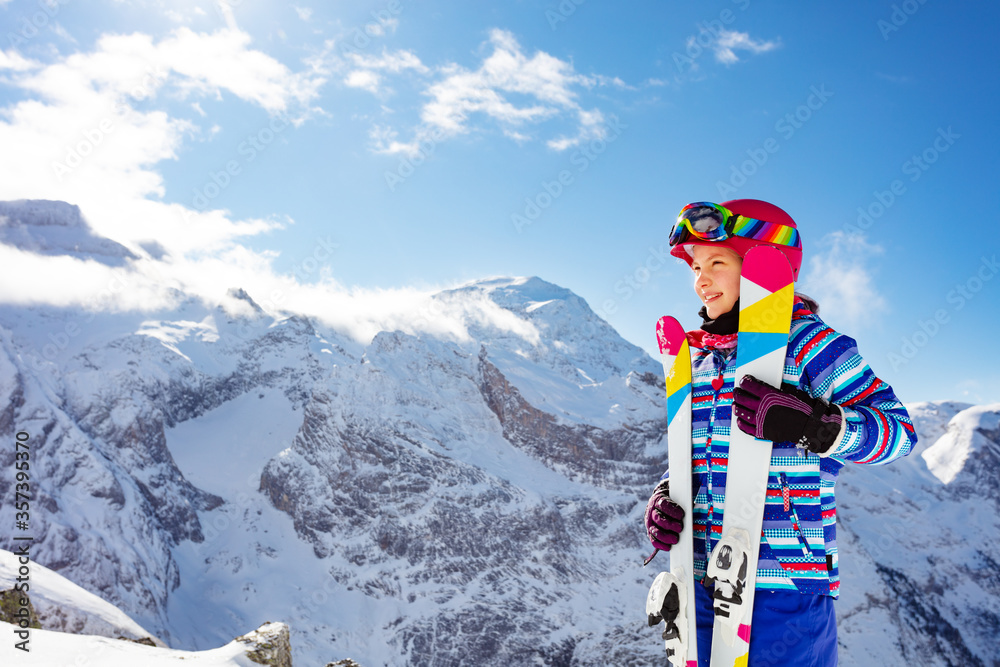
[{"left": 661, "top": 300, "right": 917, "bottom": 598}]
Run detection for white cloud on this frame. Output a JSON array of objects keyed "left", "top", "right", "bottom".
[
  {"left": 579, "top": 74, "right": 632, "bottom": 91},
  {"left": 216, "top": 0, "right": 239, "bottom": 31},
  {"left": 156, "top": 28, "right": 325, "bottom": 113},
  {"left": 343, "top": 49, "right": 429, "bottom": 95},
  {"left": 547, "top": 107, "right": 605, "bottom": 151},
  {"left": 373, "top": 29, "right": 608, "bottom": 154},
  {"left": 345, "top": 69, "right": 382, "bottom": 94},
  {"left": 0, "top": 49, "right": 38, "bottom": 72},
  {"left": 798, "top": 231, "right": 886, "bottom": 330},
  {"left": 348, "top": 49, "right": 427, "bottom": 74},
  {"left": 368, "top": 123, "right": 425, "bottom": 156},
  {"left": 294, "top": 6, "right": 313, "bottom": 22},
  {"left": 709, "top": 30, "right": 780, "bottom": 65},
  {"left": 0, "top": 234, "right": 542, "bottom": 349},
  {"left": 0, "top": 26, "right": 325, "bottom": 259},
  {"left": 376, "top": 18, "right": 399, "bottom": 35},
  {"left": 0, "top": 244, "right": 170, "bottom": 311}
]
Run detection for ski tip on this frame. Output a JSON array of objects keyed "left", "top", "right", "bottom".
[
  {"left": 655, "top": 316, "right": 686, "bottom": 355},
  {"left": 741, "top": 245, "right": 793, "bottom": 293}
]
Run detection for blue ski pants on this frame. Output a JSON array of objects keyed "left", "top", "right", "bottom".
[{"left": 694, "top": 582, "right": 837, "bottom": 666}]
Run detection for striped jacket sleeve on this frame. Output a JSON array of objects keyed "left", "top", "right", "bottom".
[{"left": 790, "top": 317, "right": 917, "bottom": 465}]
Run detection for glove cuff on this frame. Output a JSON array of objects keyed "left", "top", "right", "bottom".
[
  {"left": 802, "top": 402, "right": 844, "bottom": 455},
  {"left": 817, "top": 403, "right": 848, "bottom": 458}
]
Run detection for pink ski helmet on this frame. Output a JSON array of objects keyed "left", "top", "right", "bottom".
[{"left": 669, "top": 199, "right": 803, "bottom": 280}]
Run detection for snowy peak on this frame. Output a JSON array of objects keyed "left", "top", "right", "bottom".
[
  {"left": 437, "top": 276, "right": 658, "bottom": 381},
  {"left": 922, "top": 403, "right": 1000, "bottom": 485},
  {"left": 457, "top": 276, "right": 577, "bottom": 310},
  {"left": 905, "top": 400, "right": 975, "bottom": 456},
  {"left": 222, "top": 287, "right": 266, "bottom": 319},
  {"left": 0, "top": 199, "right": 137, "bottom": 266},
  {"left": 0, "top": 199, "right": 85, "bottom": 227},
  {"left": 443, "top": 276, "right": 595, "bottom": 329}
]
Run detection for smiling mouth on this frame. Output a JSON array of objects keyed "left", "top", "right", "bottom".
[{"left": 703, "top": 292, "right": 722, "bottom": 304}]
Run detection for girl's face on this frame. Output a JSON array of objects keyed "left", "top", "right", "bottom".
[{"left": 690, "top": 244, "right": 742, "bottom": 320}]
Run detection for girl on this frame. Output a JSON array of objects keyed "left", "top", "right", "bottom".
[{"left": 644, "top": 199, "right": 917, "bottom": 666}]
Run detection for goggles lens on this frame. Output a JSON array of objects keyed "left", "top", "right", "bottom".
[{"left": 668, "top": 203, "right": 732, "bottom": 246}]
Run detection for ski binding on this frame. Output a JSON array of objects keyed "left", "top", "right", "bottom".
[
  {"left": 706, "top": 527, "right": 752, "bottom": 647},
  {"left": 646, "top": 568, "right": 692, "bottom": 666}
]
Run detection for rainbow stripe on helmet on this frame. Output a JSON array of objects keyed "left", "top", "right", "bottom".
[{"left": 730, "top": 215, "right": 801, "bottom": 248}]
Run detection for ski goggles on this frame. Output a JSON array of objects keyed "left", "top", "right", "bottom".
[{"left": 668, "top": 202, "right": 801, "bottom": 249}]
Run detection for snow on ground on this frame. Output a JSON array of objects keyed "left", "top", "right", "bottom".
[
  {"left": 0, "top": 621, "right": 267, "bottom": 666},
  {"left": 165, "top": 386, "right": 304, "bottom": 497},
  {"left": 0, "top": 549, "right": 156, "bottom": 643},
  {"left": 163, "top": 387, "right": 385, "bottom": 662},
  {"left": 0, "top": 549, "right": 289, "bottom": 665}
]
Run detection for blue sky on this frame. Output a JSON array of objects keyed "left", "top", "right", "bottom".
[{"left": 1, "top": 0, "right": 998, "bottom": 405}]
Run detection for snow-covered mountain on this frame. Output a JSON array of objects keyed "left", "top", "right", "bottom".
[
  {"left": 0, "top": 199, "right": 137, "bottom": 265},
  {"left": 837, "top": 401, "right": 1000, "bottom": 665},
  {"left": 0, "top": 200, "right": 997, "bottom": 666}
]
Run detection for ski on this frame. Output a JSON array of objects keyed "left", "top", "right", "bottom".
[
  {"left": 647, "top": 315, "right": 697, "bottom": 667},
  {"left": 708, "top": 245, "right": 795, "bottom": 666}
]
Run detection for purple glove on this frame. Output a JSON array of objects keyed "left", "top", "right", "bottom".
[
  {"left": 644, "top": 481, "right": 684, "bottom": 552},
  {"left": 733, "top": 375, "right": 843, "bottom": 455}
]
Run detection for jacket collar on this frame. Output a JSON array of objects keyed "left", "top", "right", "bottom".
[{"left": 686, "top": 296, "right": 816, "bottom": 351}]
